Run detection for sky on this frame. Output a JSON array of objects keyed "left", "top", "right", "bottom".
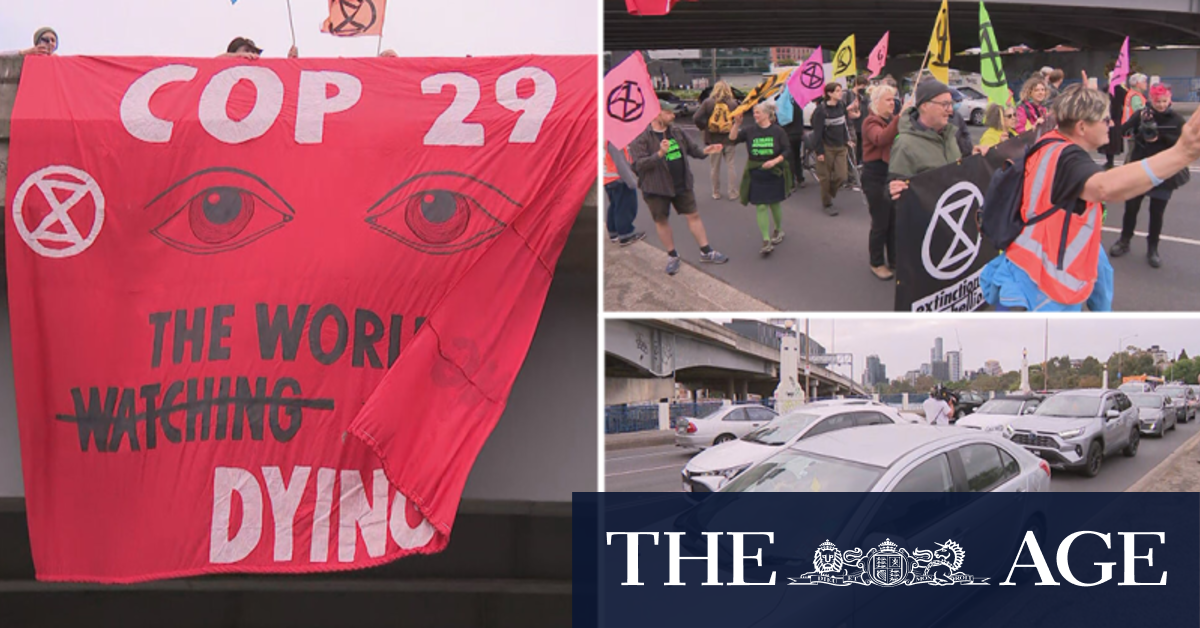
[
  {"left": 1, "top": 0, "right": 597, "bottom": 58},
  {"left": 742, "top": 318, "right": 1200, "bottom": 381}
]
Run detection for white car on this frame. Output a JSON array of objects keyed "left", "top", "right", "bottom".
[
  {"left": 674, "top": 404, "right": 777, "bottom": 451},
  {"left": 956, "top": 395, "right": 1045, "bottom": 434},
  {"left": 953, "top": 85, "right": 989, "bottom": 125},
  {"left": 721, "top": 424, "right": 1051, "bottom": 493},
  {"left": 681, "top": 404, "right": 916, "bottom": 492}
]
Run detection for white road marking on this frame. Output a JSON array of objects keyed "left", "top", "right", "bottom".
[
  {"left": 605, "top": 463, "right": 685, "bottom": 478},
  {"left": 1101, "top": 226, "right": 1200, "bottom": 247}
]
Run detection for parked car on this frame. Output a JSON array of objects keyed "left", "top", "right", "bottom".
[
  {"left": 952, "top": 85, "right": 989, "bottom": 125},
  {"left": 956, "top": 394, "right": 1046, "bottom": 433},
  {"left": 1005, "top": 389, "right": 1140, "bottom": 477},
  {"left": 720, "top": 424, "right": 1051, "bottom": 493},
  {"left": 681, "top": 405, "right": 917, "bottom": 493},
  {"left": 675, "top": 404, "right": 777, "bottom": 450},
  {"left": 656, "top": 90, "right": 698, "bottom": 117},
  {"left": 1157, "top": 385, "right": 1197, "bottom": 423},
  {"left": 1128, "top": 392, "right": 1176, "bottom": 437}
]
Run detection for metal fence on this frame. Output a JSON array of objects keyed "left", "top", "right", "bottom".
[{"left": 604, "top": 401, "right": 727, "bottom": 434}]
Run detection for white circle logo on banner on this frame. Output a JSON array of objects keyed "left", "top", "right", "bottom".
[
  {"left": 12, "top": 165, "right": 105, "bottom": 259},
  {"left": 922, "top": 181, "right": 983, "bottom": 280}
]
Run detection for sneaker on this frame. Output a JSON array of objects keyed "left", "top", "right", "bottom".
[
  {"left": 823, "top": 203, "right": 839, "bottom": 217},
  {"left": 608, "top": 233, "right": 619, "bottom": 243},
  {"left": 727, "top": 191, "right": 739, "bottom": 201},
  {"left": 870, "top": 265, "right": 894, "bottom": 280},
  {"left": 665, "top": 256, "right": 682, "bottom": 275},
  {"left": 618, "top": 231, "right": 647, "bottom": 246},
  {"left": 712, "top": 192, "right": 722, "bottom": 200},
  {"left": 1148, "top": 247, "right": 1162, "bottom": 268},
  {"left": 770, "top": 230, "right": 785, "bottom": 245},
  {"left": 1109, "top": 238, "right": 1131, "bottom": 257},
  {"left": 699, "top": 250, "right": 729, "bottom": 264},
  {"left": 760, "top": 242, "right": 774, "bottom": 255},
  {"left": 797, "top": 180, "right": 808, "bottom": 188}
]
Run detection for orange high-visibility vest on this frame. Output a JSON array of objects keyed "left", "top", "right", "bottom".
[
  {"left": 604, "top": 147, "right": 630, "bottom": 185},
  {"left": 1004, "top": 130, "right": 1104, "bottom": 305},
  {"left": 1122, "top": 89, "right": 1145, "bottom": 125}
]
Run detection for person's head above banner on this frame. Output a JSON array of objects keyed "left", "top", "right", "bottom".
[{"left": 19, "top": 26, "right": 58, "bottom": 56}]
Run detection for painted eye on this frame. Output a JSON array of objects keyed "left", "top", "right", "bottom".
[
  {"left": 365, "top": 171, "right": 514, "bottom": 255},
  {"left": 146, "top": 167, "right": 293, "bottom": 254}
]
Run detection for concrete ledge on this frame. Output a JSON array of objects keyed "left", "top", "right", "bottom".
[
  {"left": 604, "top": 239, "right": 778, "bottom": 312},
  {"left": 1126, "top": 421, "right": 1200, "bottom": 492},
  {"left": 605, "top": 429, "right": 676, "bottom": 451}
]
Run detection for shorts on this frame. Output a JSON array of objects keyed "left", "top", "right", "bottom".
[{"left": 644, "top": 189, "right": 698, "bottom": 222}]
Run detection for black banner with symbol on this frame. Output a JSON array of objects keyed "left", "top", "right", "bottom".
[{"left": 894, "top": 133, "right": 1037, "bottom": 311}]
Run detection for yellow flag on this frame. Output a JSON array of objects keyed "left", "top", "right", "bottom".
[
  {"left": 927, "top": 0, "right": 951, "bottom": 83},
  {"left": 833, "top": 35, "right": 857, "bottom": 79},
  {"left": 730, "top": 68, "right": 794, "bottom": 117}
]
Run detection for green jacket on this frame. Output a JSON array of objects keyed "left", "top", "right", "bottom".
[
  {"left": 739, "top": 158, "right": 793, "bottom": 205},
  {"left": 887, "top": 107, "right": 963, "bottom": 180}
]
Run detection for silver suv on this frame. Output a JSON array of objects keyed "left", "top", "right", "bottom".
[{"left": 1004, "top": 389, "right": 1140, "bottom": 477}]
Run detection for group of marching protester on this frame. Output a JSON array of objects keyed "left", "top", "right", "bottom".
[{"left": 605, "top": 63, "right": 1200, "bottom": 312}]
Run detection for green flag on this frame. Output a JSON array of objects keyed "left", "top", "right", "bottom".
[{"left": 979, "top": 2, "right": 1009, "bottom": 105}]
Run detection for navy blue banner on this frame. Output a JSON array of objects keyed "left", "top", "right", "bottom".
[{"left": 574, "top": 493, "right": 1199, "bottom": 628}]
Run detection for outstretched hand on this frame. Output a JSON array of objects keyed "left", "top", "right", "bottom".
[{"left": 704, "top": 144, "right": 724, "bottom": 155}]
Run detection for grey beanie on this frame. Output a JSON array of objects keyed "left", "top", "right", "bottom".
[
  {"left": 915, "top": 79, "right": 952, "bottom": 107},
  {"left": 34, "top": 27, "right": 57, "bottom": 47}
]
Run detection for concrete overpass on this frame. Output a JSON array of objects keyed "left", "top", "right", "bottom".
[
  {"left": 605, "top": 0, "right": 1200, "bottom": 53},
  {"left": 606, "top": 318, "right": 868, "bottom": 404}
]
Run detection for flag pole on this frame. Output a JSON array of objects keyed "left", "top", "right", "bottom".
[{"left": 286, "top": 0, "right": 297, "bottom": 48}]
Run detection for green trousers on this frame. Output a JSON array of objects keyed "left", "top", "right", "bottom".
[{"left": 756, "top": 203, "right": 781, "bottom": 240}]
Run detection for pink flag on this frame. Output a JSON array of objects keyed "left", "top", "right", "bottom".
[
  {"left": 868, "top": 32, "right": 889, "bottom": 78},
  {"left": 1110, "top": 36, "right": 1130, "bottom": 95},
  {"left": 786, "top": 47, "right": 825, "bottom": 110},
  {"left": 625, "top": 0, "right": 694, "bottom": 15},
  {"left": 604, "top": 51, "right": 661, "bottom": 149}
]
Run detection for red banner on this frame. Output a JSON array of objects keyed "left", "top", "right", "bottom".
[{"left": 6, "top": 55, "right": 596, "bottom": 583}]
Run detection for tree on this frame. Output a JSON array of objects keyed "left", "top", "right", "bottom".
[{"left": 1180, "top": 349, "right": 1190, "bottom": 361}]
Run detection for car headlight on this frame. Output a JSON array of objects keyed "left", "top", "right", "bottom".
[
  {"left": 1058, "top": 428, "right": 1086, "bottom": 439},
  {"left": 695, "top": 464, "right": 752, "bottom": 480}
]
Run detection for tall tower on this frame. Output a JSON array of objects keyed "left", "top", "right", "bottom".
[{"left": 933, "top": 337, "right": 944, "bottom": 364}]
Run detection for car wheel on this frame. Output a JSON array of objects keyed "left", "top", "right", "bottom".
[
  {"left": 1082, "top": 442, "right": 1103, "bottom": 477},
  {"left": 970, "top": 109, "right": 983, "bottom": 125},
  {"left": 713, "top": 433, "right": 736, "bottom": 446},
  {"left": 1123, "top": 429, "right": 1140, "bottom": 457}
]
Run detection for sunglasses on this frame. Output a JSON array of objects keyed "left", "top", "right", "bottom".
[{"left": 1005, "top": 113, "right": 1016, "bottom": 118}]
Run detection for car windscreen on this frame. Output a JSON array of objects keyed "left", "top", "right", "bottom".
[
  {"left": 695, "top": 407, "right": 729, "bottom": 420},
  {"left": 1118, "top": 384, "right": 1144, "bottom": 393},
  {"left": 721, "top": 450, "right": 884, "bottom": 493},
  {"left": 976, "top": 399, "right": 1024, "bottom": 415},
  {"left": 1034, "top": 394, "right": 1101, "bottom": 418},
  {"left": 1160, "top": 387, "right": 1186, "bottom": 399},
  {"left": 743, "top": 414, "right": 820, "bottom": 446},
  {"left": 1130, "top": 394, "right": 1164, "bottom": 408}
]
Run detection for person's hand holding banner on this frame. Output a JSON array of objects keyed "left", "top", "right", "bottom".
[{"left": 889, "top": 179, "right": 909, "bottom": 199}]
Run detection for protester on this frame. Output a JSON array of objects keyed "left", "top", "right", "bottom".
[
  {"left": 730, "top": 103, "right": 792, "bottom": 255},
  {"left": 693, "top": 81, "right": 741, "bottom": 200},
  {"left": 810, "top": 82, "right": 856, "bottom": 215},
  {"left": 861, "top": 84, "right": 900, "bottom": 280},
  {"left": 923, "top": 386, "right": 955, "bottom": 426},
  {"left": 979, "top": 104, "right": 1018, "bottom": 147},
  {"left": 628, "top": 101, "right": 729, "bottom": 275},
  {"left": 604, "top": 143, "right": 646, "bottom": 246},
  {"left": 980, "top": 84, "right": 1200, "bottom": 311},
  {"left": 1104, "top": 73, "right": 1129, "bottom": 168},
  {"left": 1045, "top": 68, "right": 1065, "bottom": 105},
  {"left": 17, "top": 27, "right": 58, "bottom": 56},
  {"left": 1123, "top": 73, "right": 1150, "bottom": 124},
  {"left": 1110, "top": 84, "right": 1188, "bottom": 268},
  {"left": 1015, "top": 76, "right": 1050, "bottom": 133},
  {"left": 887, "top": 79, "right": 964, "bottom": 200},
  {"left": 949, "top": 89, "right": 974, "bottom": 156},
  {"left": 781, "top": 95, "right": 808, "bottom": 189},
  {"left": 850, "top": 75, "right": 870, "bottom": 166}
]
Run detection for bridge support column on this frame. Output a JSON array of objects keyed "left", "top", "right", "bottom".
[
  {"left": 658, "top": 401, "right": 670, "bottom": 431},
  {"left": 902, "top": 392, "right": 910, "bottom": 410},
  {"left": 727, "top": 378, "right": 736, "bottom": 401},
  {"left": 740, "top": 380, "right": 749, "bottom": 400}
]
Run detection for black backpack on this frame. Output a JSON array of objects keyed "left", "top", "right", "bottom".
[{"left": 980, "top": 136, "right": 1074, "bottom": 268}]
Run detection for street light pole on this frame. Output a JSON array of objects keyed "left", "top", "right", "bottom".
[{"left": 1117, "top": 334, "right": 1139, "bottom": 384}]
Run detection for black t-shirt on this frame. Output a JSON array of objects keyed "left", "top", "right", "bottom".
[
  {"left": 652, "top": 129, "right": 687, "bottom": 191},
  {"left": 735, "top": 123, "right": 790, "bottom": 161},
  {"left": 1050, "top": 145, "right": 1104, "bottom": 214}
]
